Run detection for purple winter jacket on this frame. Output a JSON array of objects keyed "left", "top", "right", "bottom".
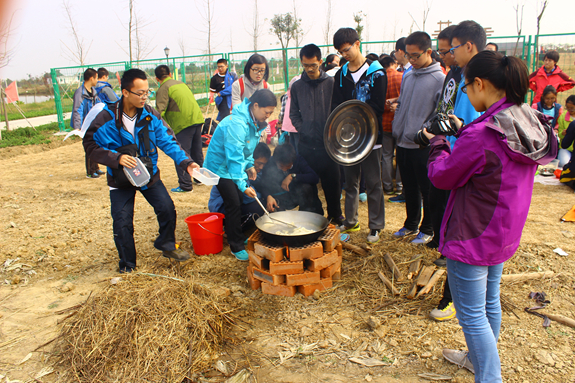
[{"left": 428, "top": 98, "right": 558, "bottom": 266}]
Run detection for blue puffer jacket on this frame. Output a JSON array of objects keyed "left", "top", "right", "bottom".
[
  {"left": 204, "top": 99, "right": 264, "bottom": 192},
  {"left": 71, "top": 83, "right": 100, "bottom": 129},
  {"left": 214, "top": 71, "right": 237, "bottom": 111},
  {"left": 83, "top": 99, "right": 193, "bottom": 190}
]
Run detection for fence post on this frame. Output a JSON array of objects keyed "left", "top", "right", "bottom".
[
  {"left": 283, "top": 47, "right": 289, "bottom": 92},
  {"left": 181, "top": 62, "right": 186, "bottom": 84},
  {"left": 50, "top": 68, "right": 66, "bottom": 132}
]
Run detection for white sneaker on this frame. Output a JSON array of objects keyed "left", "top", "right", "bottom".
[
  {"left": 411, "top": 232, "right": 433, "bottom": 245},
  {"left": 366, "top": 229, "right": 380, "bottom": 244},
  {"left": 442, "top": 349, "right": 475, "bottom": 374}
]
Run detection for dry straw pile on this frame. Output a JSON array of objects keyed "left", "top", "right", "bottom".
[{"left": 52, "top": 274, "right": 235, "bottom": 382}]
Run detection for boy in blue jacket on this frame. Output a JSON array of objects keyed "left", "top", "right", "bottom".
[{"left": 83, "top": 69, "right": 199, "bottom": 273}]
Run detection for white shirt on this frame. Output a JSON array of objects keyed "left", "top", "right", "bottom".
[{"left": 350, "top": 62, "right": 369, "bottom": 84}]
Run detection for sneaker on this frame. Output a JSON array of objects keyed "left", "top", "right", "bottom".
[
  {"left": 393, "top": 227, "right": 416, "bottom": 237},
  {"left": 95, "top": 169, "right": 105, "bottom": 175},
  {"left": 442, "top": 349, "right": 475, "bottom": 374},
  {"left": 162, "top": 248, "right": 191, "bottom": 261},
  {"left": 430, "top": 300, "right": 456, "bottom": 321},
  {"left": 328, "top": 215, "right": 345, "bottom": 226},
  {"left": 340, "top": 233, "right": 351, "bottom": 242},
  {"left": 171, "top": 187, "right": 192, "bottom": 193},
  {"left": 232, "top": 250, "right": 249, "bottom": 261},
  {"left": 426, "top": 240, "right": 439, "bottom": 250},
  {"left": 87, "top": 172, "right": 100, "bottom": 178},
  {"left": 411, "top": 232, "right": 433, "bottom": 245},
  {"left": 433, "top": 255, "right": 447, "bottom": 267},
  {"left": 388, "top": 193, "right": 405, "bottom": 203},
  {"left": 383, "top": 188, "right": 395, "bottom": 196},
  {"left": 367, "top": 229, "right": 381, "bottom": 244},
  {"left": 337, "top": 222, "right": 360, "bottom": 233},
  {"left": 359, "top": 192, "right": 367, "bottom": 202}
]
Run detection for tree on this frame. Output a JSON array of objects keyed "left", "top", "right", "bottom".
[
  {"left": 118, "top": 0, "right": 155, "bottom": 63},
  {"left": 178, "top": 34, "right": 187, "bottom": 57},
  {"left": 245, "top": 0, "right": 263, "bottom": 51},
  {"left": 61, "top": 1, "right": 92, "bottom": 65},
  {"left": 534, "top": 0, "right": 548, "bottom": 58},
  {"left": 0, "top": 12, "right": 15, "bottom": 70},
  {"left": 196, "top": 0, "right": 216, "bottom": 56},
  {"left": 353, "top": 12, "right": 365, "bottom": 41},
  {"left": 513, "top": 2, "right": 525, "bottom": 56},
  {"left": 323, "top": 0, "right": 333, "bottom": 48},
  {"left": 270, "top": 13, "right": 301, "bottom": 83},
  {"left": 292, "top": 0, "right": 306, "bottom": 48}
]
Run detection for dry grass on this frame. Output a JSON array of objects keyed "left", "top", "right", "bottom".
[{"left": 51, "top": 274, "right": 235, "bottom": 383}]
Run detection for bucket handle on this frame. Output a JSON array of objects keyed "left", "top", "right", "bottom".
[{"left": 198, "top": 223, "right": 225, "bottom": 236}]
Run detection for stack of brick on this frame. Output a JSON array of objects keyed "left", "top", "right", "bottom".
[{"left": 246, "top": 228, "right": 342, "bottom": 297}]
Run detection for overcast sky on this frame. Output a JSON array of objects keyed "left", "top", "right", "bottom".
[{"left": 0, "top": 0, "right": 571, "bottom": 80}]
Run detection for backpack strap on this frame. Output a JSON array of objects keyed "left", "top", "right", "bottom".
[
  {"left": 264, "top": 80, "right": 268, "bottom": 89},
  {"left": 239, "top": 77, "right": 245, "bottom": 98}
]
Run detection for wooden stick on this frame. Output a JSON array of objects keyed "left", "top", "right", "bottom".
[
  {"left": 416, "top": 265, "right": 436, "bottom": 287},
  {"left": 406, "top": 281, "right": 419, "bottom": 299},
  {"left": 407, "top": 254, "right": 422, "bottom": 279},
  {"left": 383, "top": 253, "right": 404, "bottom": 282},
  {"left": 544, "top": 313, "right": 575, "bottom": 328},
  {"left": 341, "top": 242, "right": 369, "bottom": 257},
  {"left": 500, "top": 271, "right": 554, "bottom": 283},
  {"left": 416, "top": 269, "right": 445, "bottom": 298},
  {"left": 378, "top": 271, "right": 399, "bottom": 295}
]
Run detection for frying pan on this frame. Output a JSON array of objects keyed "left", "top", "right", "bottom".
[{"left": 255, "top": 210, "right": 329, "bottom": 247}]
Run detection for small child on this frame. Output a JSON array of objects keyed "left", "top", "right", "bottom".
[
  {"left": 557, "top": 95, "right": 575, "bottom": 167},
  {"left": 532, "top": 85, "right": 563, "bottom": 132},
  {"left": 425, "top": 51, "right": 557, "bottom": 381}
]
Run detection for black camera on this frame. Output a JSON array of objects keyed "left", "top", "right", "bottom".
[{"left": 413, "top": 113, "right": 461, "bottom": 148}]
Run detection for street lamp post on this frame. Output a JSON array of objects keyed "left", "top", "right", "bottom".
[{"left": 164, "top": 46, "right": 170, "bottom": 66}]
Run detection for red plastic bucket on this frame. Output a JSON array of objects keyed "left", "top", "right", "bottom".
[{"left": 184, "top": 213, "right": 225, "bottom": 255}]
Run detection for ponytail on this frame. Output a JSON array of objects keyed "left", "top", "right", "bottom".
[{"left": 464, "top": 51, "right": 529, "bottom": 105}]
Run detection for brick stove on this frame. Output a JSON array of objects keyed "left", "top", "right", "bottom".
[{"left": 246, "top": 226, "right": 342, "bottom": 297}]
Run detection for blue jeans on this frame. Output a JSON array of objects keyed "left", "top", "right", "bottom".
[
  {"left": 447, "top": 258, "right": 504, "bottom": 383},
  {"left": 558, "top": 148, "right": 571, "bottom": 168},
  {"left": 110, "top": 180, "right": 177, "bottom": 272}
]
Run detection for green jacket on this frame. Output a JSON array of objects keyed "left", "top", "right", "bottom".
[{"left": 155, "top": 77, "right": 204, "bottom": 134}]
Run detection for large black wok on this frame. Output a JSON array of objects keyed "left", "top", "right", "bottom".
[{"left": 255, "top": 211, "right": 329, "bottom": 247}]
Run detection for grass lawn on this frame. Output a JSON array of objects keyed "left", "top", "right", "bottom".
[
  {"left": 1, "top": 99, "right": 73, "bottom": 122},
  {"left": 0, "top": 119, "right": 70, "bottom": 148}
]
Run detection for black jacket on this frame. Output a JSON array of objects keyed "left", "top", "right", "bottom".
[
  {"left": 255, "top": 155, "right": 319, "bottom": 201},
  {"left": 290, "top": 70, "right": 334, "bottom": 150},
  {"left": 331, "top": 59, "right": 387, "bottom": 145}
]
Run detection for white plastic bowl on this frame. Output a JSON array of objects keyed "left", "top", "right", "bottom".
[{"left": 193, "top": 168, "right": 220, "bottom": 185}]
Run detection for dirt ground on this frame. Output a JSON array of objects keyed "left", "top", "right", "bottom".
[{"left": 0, "top": 137, "right": 574, "bottom": 383}]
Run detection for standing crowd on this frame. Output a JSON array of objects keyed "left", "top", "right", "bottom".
[{"left": 72, "top": 20, "right": 570, "bottom": 383}]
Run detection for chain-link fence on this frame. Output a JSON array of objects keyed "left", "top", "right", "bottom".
[{"left": 50, "top": 33, "right": 575, "bottom": 132}]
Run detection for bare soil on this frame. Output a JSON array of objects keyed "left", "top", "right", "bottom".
[{"left": 0, "top": 139, "right": 574, "bottom": 383}]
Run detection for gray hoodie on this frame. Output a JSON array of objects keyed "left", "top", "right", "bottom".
[
  {"left": 392, "top": 61, "right": 445, "bottom": 149},
  {"left": 231, "top": 74, "right": 267, "bottom": 107}
]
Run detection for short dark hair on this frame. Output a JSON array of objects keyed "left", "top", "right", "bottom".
[
  {"left": 437, "top": 25, "right": 457, "bottom": 42},
  {"left": 249, "top": 88, "right": 277, "bottom": 108},
  {"left": 339, "top": 57, "right": 347, "bottom": 67},
  {"left": 154, "top": 65, "right": 170, "bottom": 80},
  {"left": 300, "top": 44, "right": 322, "bottom": 61},
  {"left": 395, "top": 37, "right": 407, "bottom": 52},
  {"left": 542, "top": 85, "right": 558, "bottom": 98},
  {"left": 486, "top": 42, "right": 499, "bottom": 51},
  {"left": 544, "top": 51, "right": 560, "bottom": 63},
  {"left": 83, "top": 68, "right": 97, "bottom": 81},
  {"left": 366, "top": 53, "right": 379, "bottom": 62},
  {"left": 244, "top": 54, "right": 269, "bottom": 82},
  {"left": 254, "top": 142, "right": 271, "bottom": 160},
  {"left": 451, "top": 20, "right": 487, "bottom": 51},
  {"left": 405, "top": 31, "right": 432, "bottom": 51},
  {"left": 121, "top": 68, "right": 147, "bottom": 91},
  {"left": 465, "top": 51, "right": 528, "bottom": 106},
  {"left": 217, "top": 58, "right": 228, "bottom": 65},
  {"left": 326, "top": 54, "right": 338, "bottom": 65},
  {"left": 333, "top": 28, "right": 359, "bottom": 50},
  {"left": 97, "top": 67, "right": 109, "bottom": 79},
  {"left": 274, "top": 143, "right": 296, "bottom": 166},
  {"left": 566, "top": 95, "right": 575, "bottom": 105},
  {"left": 379, "top": 56, "right": 396, "bottom": 69}
]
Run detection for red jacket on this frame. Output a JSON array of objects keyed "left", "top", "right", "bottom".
[{"left": 529, "top": 65, "right": 575, "bottom": 103}]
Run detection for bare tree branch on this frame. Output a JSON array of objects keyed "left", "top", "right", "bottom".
[
  {"left": 245, "top": 0, "right": 262, "bottom": 51},
  {"left": 178, "top": 34, "right": 187, "bottom": 57},
  {"left": 195, "top": 0, "right": 216, "bottom": 56},
  {"left": 514, "top": 2, "right": 525, "bottom": 55},
  {"left": 61, "top": 1, "right": 91, "bottom": 65},
  {"left": 535, "top": 0, "right": 548, "bottom": 57},
  {"left": 322, "top": 0, "right": 333, "bottom": 48}
]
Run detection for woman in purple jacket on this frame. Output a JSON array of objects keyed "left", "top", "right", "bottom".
[{"left": 424, "top": 51, "right": 557, "bottom": 382}]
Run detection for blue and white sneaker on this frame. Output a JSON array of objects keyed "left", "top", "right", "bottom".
[
  {"left": 411, "top": 232, "right": 433, "bottom": 245},
  {"left": 232, "top": 250, "right": 249, "bottom": 261},
  {"left": 171, "top": 187, "right": 192, "bottom": 193},
  {"left": 359, "top": 193, "right": 367, "bottom": 202},
  {"left": 393, "top": 227, "right": 416, "bottom": 237}
]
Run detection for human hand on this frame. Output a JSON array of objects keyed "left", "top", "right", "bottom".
[
  {"left": 390, "top": 103, "right": 398, "bottom": 112},
  {"left": 267, "top": 195, "right": 279, "bottom": 212},
  {"left": 246, "top": 167, "right": 257, "bottom": 181},
  {"left": 422, "top": 127, "right": 435, "bottom": 140},
  {"left": 447, "top": 114, "right": 463, "bottom": 130},
  {"left": 244, "top": 187, "right": 257, "bottom": 199},
  {"left": 281, "top": 175, "right": 293, "bottom": 191},
  {"left": 186, "top": 162, "right": 200, "bottom": 176},
  {"left": 561, "top": 130, "right": 567, "bottom": 137},
  {"left": 119, "top": 155, "right": 138, "bottom": 169}
]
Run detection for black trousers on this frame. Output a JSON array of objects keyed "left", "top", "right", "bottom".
[
  {"left": 174, "top": 124, "right": 204, "bottom": 190},
  {"left": 85, "top": 150, "right": 100, "bottom": 176},
  {"left": 299, "top": 145, "right": 341, "bottom": 219},
  {"left": 396, "top": 146, "right": 433, "bottom": 235},
  {"left": 217, "top": 97, "right": 231, "bottom": 121},
  {"left": 428, "top": 185, "right": 451, "bottom": 248},
  {"left": 216, "top": 178, "right": 246, "bottom": 253}
]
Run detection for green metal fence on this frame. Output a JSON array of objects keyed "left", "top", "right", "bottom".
[{"left": 50, "top": 33, "right": 575, "bottom": 132}]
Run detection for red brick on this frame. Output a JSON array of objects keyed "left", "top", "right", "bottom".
[
  {"left": 318, "top": 228, "right": 340, "bottom": 252},
  {"left": 286, "top": 270, "right": 320, "bottom": 286},
  {"left": 320, "top": 256, "right": 342, "bottom": 278},
  {"left": 261, "top": 282, "right": 296, "bottom": 297},
  {"left": 248, "top": 250, "right": 269, "bottom": 270},
  {"left": 269, "top": 260, "right": 304, "bottom": 275},
  {"left": 253, "top": 266, "right": 286, "bottom": 286},
  {"left": 332, "top": 270, "right": 341, "bottom": 280},
  {"left": 247, "top": 230, "right": 262, "bottom": 251},
  {"left": 335, "top": 243, "right": 343, "bottom": 257},
  {"left": 288, "top": 241, "right": 323, "bottom": 261},
  {"left": 254, "top": 242, "right": 285, "bottom": 262},
  {"left": 297, "top": 278, "right": 333, "bottom": 297},
  {"left": 246, "top": 265, "right": 261, "bottom": 290},
  {"left": 328, "top": 223, "right": 336, "bottom": 229},
  {"left": 306, "top": 250, "right": 339, "bottom": 272}
]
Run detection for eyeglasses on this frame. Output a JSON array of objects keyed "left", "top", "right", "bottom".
[
  {"left": 251, "top": 68, "right": 266, "bottom": 75},
  {"left": 128, "top": 89, "right": 153, "bottom": 99},
  {"left": 337, "top": 43, "right": 356, "bottom": 56},
  {"left": 449, "top": 43, "right": 466, "bottom": 55},
  {"left": 436, "top": 49, "right": 451, "bottom": 57},
  {"left": 407, "top": 52, "right": 424, "bottom": 61},
  {"left": 302, "top": 63, "right": 319, "bottom": 69},
  {"left": 460, "top": 81, "right": 473, "bottom": 94}
]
